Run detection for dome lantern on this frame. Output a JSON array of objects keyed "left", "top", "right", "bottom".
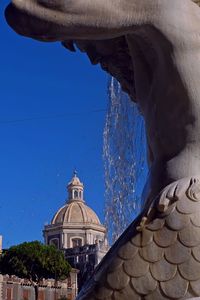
[{"left": 67, "top": 171, "right": 84, "bottom": 202}]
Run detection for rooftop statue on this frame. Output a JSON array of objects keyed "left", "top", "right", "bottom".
[{"left": 5, "top": 0, "right": 200, "bottom": 299}]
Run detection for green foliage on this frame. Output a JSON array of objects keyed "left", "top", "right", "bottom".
[
  {"left": 58, "top": 297, "right": 67, "bottom": 300},
  {"left": 0, "top": 241, "right": 71, "bottom": 283}
]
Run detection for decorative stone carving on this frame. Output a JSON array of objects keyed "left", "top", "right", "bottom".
[{"left": 75, "top": 178, "right": 200, "bottom": 299}]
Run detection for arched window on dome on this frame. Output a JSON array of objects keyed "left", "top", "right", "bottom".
[
  {"left": 79, "top": 191, "right": 82, "bottom": 199},
  {"left": 74, "top": 190, "right": 79, "bottom": 199},
  {"left": 71, "top": 237, "right": 82, "bottom": 248}
]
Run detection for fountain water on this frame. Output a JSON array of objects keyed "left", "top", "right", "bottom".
[{"left": 103, "top": 77, "right": 148, "bottom": 244}]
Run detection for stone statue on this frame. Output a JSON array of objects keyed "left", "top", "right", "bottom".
[{"left": 5, "top": 0, "right": 200, "bottom": 298}]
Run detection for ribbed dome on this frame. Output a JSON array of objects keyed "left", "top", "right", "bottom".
[{"left": 51, "top": 201, "right": 101, "bottom": 225}]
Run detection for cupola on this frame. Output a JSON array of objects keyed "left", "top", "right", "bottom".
[{"left": 67, "top": 171, "right": 84, "bottom": 202}]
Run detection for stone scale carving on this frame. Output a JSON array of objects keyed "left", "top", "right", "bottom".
[
  {"left": 76, "top": 177, "right": 200, "bottom": 299},
  {"left": 4, "top": 0, "right": 200, "bottom": 298}
]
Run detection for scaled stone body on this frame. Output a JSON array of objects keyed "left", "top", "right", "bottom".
[{"left": 77, "top": 178, "right": 200, "bottom": 299}]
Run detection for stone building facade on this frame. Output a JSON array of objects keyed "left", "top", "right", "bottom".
[
  {"left": 43, "top": 173, "right": 109, "bottom": 291},
  {"left": 64, "top": 243, "right": 107, "bottom": 290},
  {"left": 0, "top": 271, "right": 78, "bottom": 300}
]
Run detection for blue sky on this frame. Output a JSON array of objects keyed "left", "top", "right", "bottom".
[{"left": 0, "top": 0, "right": 108, "bottom": 248}]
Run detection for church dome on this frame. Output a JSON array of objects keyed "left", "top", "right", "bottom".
[
  {"left": 51, "top": 201, "right": 101, "bottom": 225},
  {"left": 44, "top": 171, "right": 108, "bottom": 251},
  {"left": 51, "top": 172, "right": 102, "bottom": 226}
]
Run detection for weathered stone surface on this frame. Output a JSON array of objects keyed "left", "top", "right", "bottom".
[
  {"left": 179, "top": 223, "right": 200, "bottom": 247},
  {"left": 186, "top": 178, "right": 200, "bottom": 201},
  {"left": 107, "top": 257, "right": 124, "bottom": 273},
  {"left": 118, "top": 242, "right": 138, "bottom": 260},
  {"left": 154, "top": 227, "right": 177, "bottom": 248},
  {"left": 190, "top": 279, "right": 200, "bottom": 296},
  {"left": 144, "top": 289, "right": 169, "bottom": 300},
  {"left": 139, "top": 241, "right": 163, "bottom": 263},
  {"left": 191, "top": 212, "right": 200, "bottom": 227},
  {"left": 131, "top": 272, "right": 157, "bottom": 295},
  {"left": 146, "top": 218, "right": 165, "bottom": 231},
  {"left": 192, "top": 245, "right": 200, "bottom": 262},
  {"left": 165, "top": 241, "right": 191, "bottom": 264},
  {"left": 113, "top": 284, "right": 140, "bottom": 300},
  {"left": 131, "top": 229, "right": 153, "bottom": 247},
  {"left": 94, "top": 265, "right": 108, "bottom": 283},
  {"left": 179, "top": 257, "right": 200, "bottom": 281},
  {"left": 177, "top": 197, "right": 199, "bottom": 214},
  {"left": 95, "top": 286, "right": 113, "bottom": 300},
  {"left": 158, "top": 205, "right": 177, "bottom": 221},
  {"left": 150, "top": 257, "right": 177, "bottom": 282},
  {"left": 165, "top": 208, "right": 190, "bottom": 231},
  {"left": 107, "top": 265, "right": 129, "bottom": 290},
  {"left": 160, "top": 272, "right": 188, "bottom": 299},
  {"left": 123, "top": 253, "right": 149, "bottom": 278}
]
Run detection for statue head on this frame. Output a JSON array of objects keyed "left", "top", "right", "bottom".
[
  {"left": 5, "top": 0, "right": 72, "bottom": 42},
  {"left": 5, "top": 0, "right": 200, "bottom": 41}
]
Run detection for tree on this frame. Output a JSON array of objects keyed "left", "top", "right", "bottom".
[{"left": 0, "top": 241, "right": 71, "bottom": 300}]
